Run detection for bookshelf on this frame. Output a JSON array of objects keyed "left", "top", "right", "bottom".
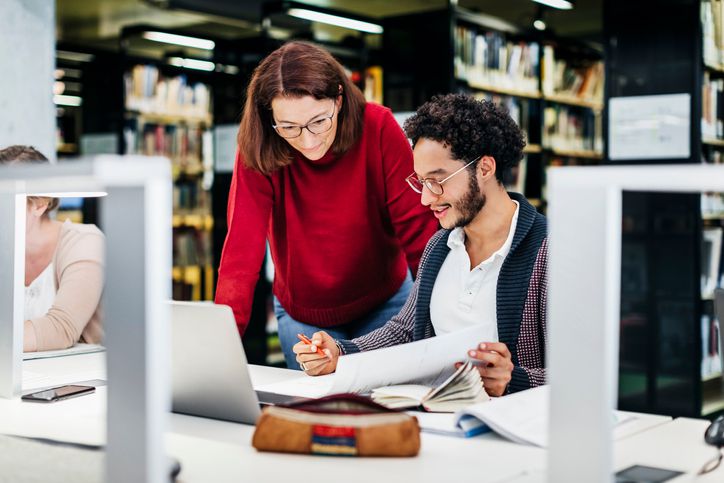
[
  {"left": 382, "top": 5, "right": 604, "bottom": 207},
  {"left": 55, "top": 54, "right": 84, "bottom": 159},
  {"left": 122, "top": 63, "right": 215, "bottom": 302},
  {"left": 605, "top": 0, "right": 724, "bottom": 418}
]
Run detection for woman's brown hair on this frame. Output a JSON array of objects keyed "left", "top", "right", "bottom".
[
  {"left": 0, "top": 145, "right": 59, "bottom": 215},
  {"left": 238, "top": 41, "right": 367, "bottom": 174}
]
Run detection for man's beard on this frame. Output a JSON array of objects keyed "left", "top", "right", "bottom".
[{"left": 452, "top": 173, "right": 486, "bottom": 229}]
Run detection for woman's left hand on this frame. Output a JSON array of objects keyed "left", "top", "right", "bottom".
[{"left": 457, "top": 342, "right": 514, "bottom": 397}]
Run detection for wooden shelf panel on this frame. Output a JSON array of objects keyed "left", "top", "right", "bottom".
[
  {"left": 57, "top": 143, "right": 78, "bottom": 154},
  {"left": 703, "top": 377, "right": 724, "bottom": 416},
  {"left": 703, "top": 138, "right": 724, "bottom": 147},
  {"left": 172, "top": 212, "right": 214, "bottom": 230},
  {"left": 126, "top": 111, "right": 212, "bottom": 125},
  {"left": 705, "top": 62, "right": 724, "bottom": 75},
  {"left": 546, "top": 148, "right": 603, "bottom": 160},
  {"left": 543, "top": 93, "right": 603, "bottom": 111},
  {"left": 461, "top": 78, "right": 542, "bottom": 100}
]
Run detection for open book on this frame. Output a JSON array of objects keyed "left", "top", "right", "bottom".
[
  {"left": 371, "top": 361, "right": 489, "bottom": 412},
  {"left": 450, "top": 385, "right": 636, "bottom": 446}
]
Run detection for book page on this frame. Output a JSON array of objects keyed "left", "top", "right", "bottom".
[
  {"left": 256, "top": 325, "right": 488, "bottom": 398},
  {"left": 372, "top": 384, "right": 431, "bottom": 401},
  {"left": 329, "top": 325, "right": 488, "bottom": 395},
  {"left": 455, "top": 385, "right": 639, "bottom": 447}
]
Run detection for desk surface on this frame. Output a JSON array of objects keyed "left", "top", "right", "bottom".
[{"left": 2, "top": 352, "right": 723, "bottom": 482}]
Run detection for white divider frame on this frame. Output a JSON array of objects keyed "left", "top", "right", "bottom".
[
  {"left": 547, "top": 164, "right": 724, "bottom": 482},
  {"left": 0, "top": 156, "right": 172, "bottom": 483}
]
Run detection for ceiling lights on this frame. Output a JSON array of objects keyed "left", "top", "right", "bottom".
[
  {"left": 532, "top": 0, "right": 574, "bottom": 10},
  {"left": 286, "top": 8, "right": 384, "bottom": 34},
  {"left": 142, "top": 31, "right": 215, "bottom": 50}
]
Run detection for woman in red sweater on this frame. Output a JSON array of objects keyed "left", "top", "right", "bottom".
[{"left": 215, "top": 41, "right": 438, "bottom": 368}]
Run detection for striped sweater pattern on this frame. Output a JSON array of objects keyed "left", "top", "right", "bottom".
[{"left": 338, "top": 192, "right": 548, "bottom": 393}]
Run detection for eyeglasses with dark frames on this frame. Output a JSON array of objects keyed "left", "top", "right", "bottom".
[
  {"left": 272, "top": 101, "right": 336, "bottom": 139},
  {"left": 405, "top": 155, "right": 483, "bottom": 196}
]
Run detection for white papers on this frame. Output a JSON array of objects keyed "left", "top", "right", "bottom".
[
  {"left": 453, "top": 385, "right": 636, "bottom": 447},
  {"left": 256, "top": 325, "right": 488, "bottom": 398},
  {"left": 23, "top": 343, "right": 106, "bottom": 361},
  {"left": 256, "top": 373, "right": 335, "bottom": 399},
  {"left": 412, "top": 411, "right": 488, "bottom": 438},
  {"left": 0, "top": 386, "right": 106, "bottom": 447}
]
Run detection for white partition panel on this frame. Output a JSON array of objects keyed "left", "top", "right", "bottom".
[
  {"left": 0, "top": 192, "right": 26, "bottom": 398},
  {"left": 0, "top": 157, "right": 172, "bottom": 483},
  {"left": 547, "top": 164, "right": 724, "bottom": 482}
]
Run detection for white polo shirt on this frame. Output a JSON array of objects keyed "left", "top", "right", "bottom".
[{"left": 430, "top": 201, "right": 519, "bottom": 339}]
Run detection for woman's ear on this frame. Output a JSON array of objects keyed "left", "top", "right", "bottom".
[{"left": 27, "top": 198, "right": 49, "bottom": 219}]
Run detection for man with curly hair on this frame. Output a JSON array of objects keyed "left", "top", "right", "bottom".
[{"left": 293, "top": 94, "right": 548, "bottom": 396}]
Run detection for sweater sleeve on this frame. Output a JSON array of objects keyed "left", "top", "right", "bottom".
[
  {"left": 25, "top": 226, "right": 105, "bottom": 352},
  {"left": 508, "top": 238, "right": 549, "bottom": 393},
  {"left": 379, "top": 108, "right": 439, "bottom": 277},
  {"left": 215, "top": 151, "right": 273, "bottom": 335}
]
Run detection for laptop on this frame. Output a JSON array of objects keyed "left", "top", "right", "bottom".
[{"left": 170, "top": 301, "right": 266, "bottom": 424}]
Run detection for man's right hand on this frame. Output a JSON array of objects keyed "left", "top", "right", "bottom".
[{"left": 292, "top": 330, "right": 340, "bottom": 376}]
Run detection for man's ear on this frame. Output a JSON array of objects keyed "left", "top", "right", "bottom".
[{"left": 479, "top": 155, "right": 497, "bottom": 181}]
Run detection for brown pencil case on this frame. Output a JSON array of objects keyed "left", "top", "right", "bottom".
[{"left": 252, "top": 393, "right": 420, "bottom": 457}]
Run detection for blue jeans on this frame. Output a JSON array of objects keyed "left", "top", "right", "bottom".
[{"left": 275, "top": 271, "right": 413, "bottom": 369}]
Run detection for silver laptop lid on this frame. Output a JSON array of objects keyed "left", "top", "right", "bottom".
[{"left": 170, "top": 301, "right": 261, "bottom": 424}]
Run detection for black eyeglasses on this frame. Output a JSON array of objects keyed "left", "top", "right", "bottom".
[
  {"left": 405, "top": 155, "right": 483, "bottom": 196},
  {"left": 272, "top": 102, "right": 336, "bottom": 139}
]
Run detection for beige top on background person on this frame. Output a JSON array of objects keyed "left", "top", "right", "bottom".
[{"left": 24, "top": 220, "right": 104, "bottom": 352}]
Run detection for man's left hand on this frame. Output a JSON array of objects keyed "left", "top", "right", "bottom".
[{"left": 457, "top": 342, "right": 514, "bottom": 397}]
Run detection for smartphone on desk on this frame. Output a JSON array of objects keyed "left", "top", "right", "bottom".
[{"left": 22, "top": 384, "right": 95, "bottom": 403}]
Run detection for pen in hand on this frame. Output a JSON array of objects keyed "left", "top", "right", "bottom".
[{"left": 297, "top": 333, "right": 328, "bottom": 358}]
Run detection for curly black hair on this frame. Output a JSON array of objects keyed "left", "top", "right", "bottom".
[{"left": 403, "top": 93, "right": 526, "bottom": 185}]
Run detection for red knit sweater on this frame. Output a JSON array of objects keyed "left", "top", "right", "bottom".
[{"left": 215, "top": 103, "right": 439, "bottom": 335}]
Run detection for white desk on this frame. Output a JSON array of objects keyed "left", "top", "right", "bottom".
[{"left": 2, "top": 352, "right": 722, "bottom": 483}]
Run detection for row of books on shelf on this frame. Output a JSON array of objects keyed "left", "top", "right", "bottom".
[
  {"left": 541, "top": 45, "right": 604, "bottom": 104},
  {"left": 174, "top": 178, "right": 211, "bottom": 212},
  {"left": 703, "top": 147, "right": 724, "bottom": 164},
  {"left": 454, "top": 26, "right": 539, "bottom": 94},
  {"left": 504, "top": 157, "right": 527, "bottom": 195},
  {"left": 542, "top": 105, "right": 603, "bottom": 154},
  {"left": 702, "top": 0, "right": 724, "bottom": 69},
  {"left": 702, "top": 313, "right": 723, "bottom": 380},
  {"left": 172, "top": 264, "right": 215, "bottom": 301},
  {"left": 702, "top": 227, "right": 723, "bottom": 300},
  {"left": 173, "top": 227, "right": 212, "bottom": 267},
  {"left": 124, "top": 119, "right": 208, "bottom": 165},
  {"left": 363, "top": 66, "right": 383, "bottom": 105},
  {"left": 703, "top": 192, "right": 724, "bottom": 217},
  {"left": 124, "top": 64, "right": 211, "bottom": 119},
  {"left": 702, "top": 71, "right": 724, "bottom": 140}
]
